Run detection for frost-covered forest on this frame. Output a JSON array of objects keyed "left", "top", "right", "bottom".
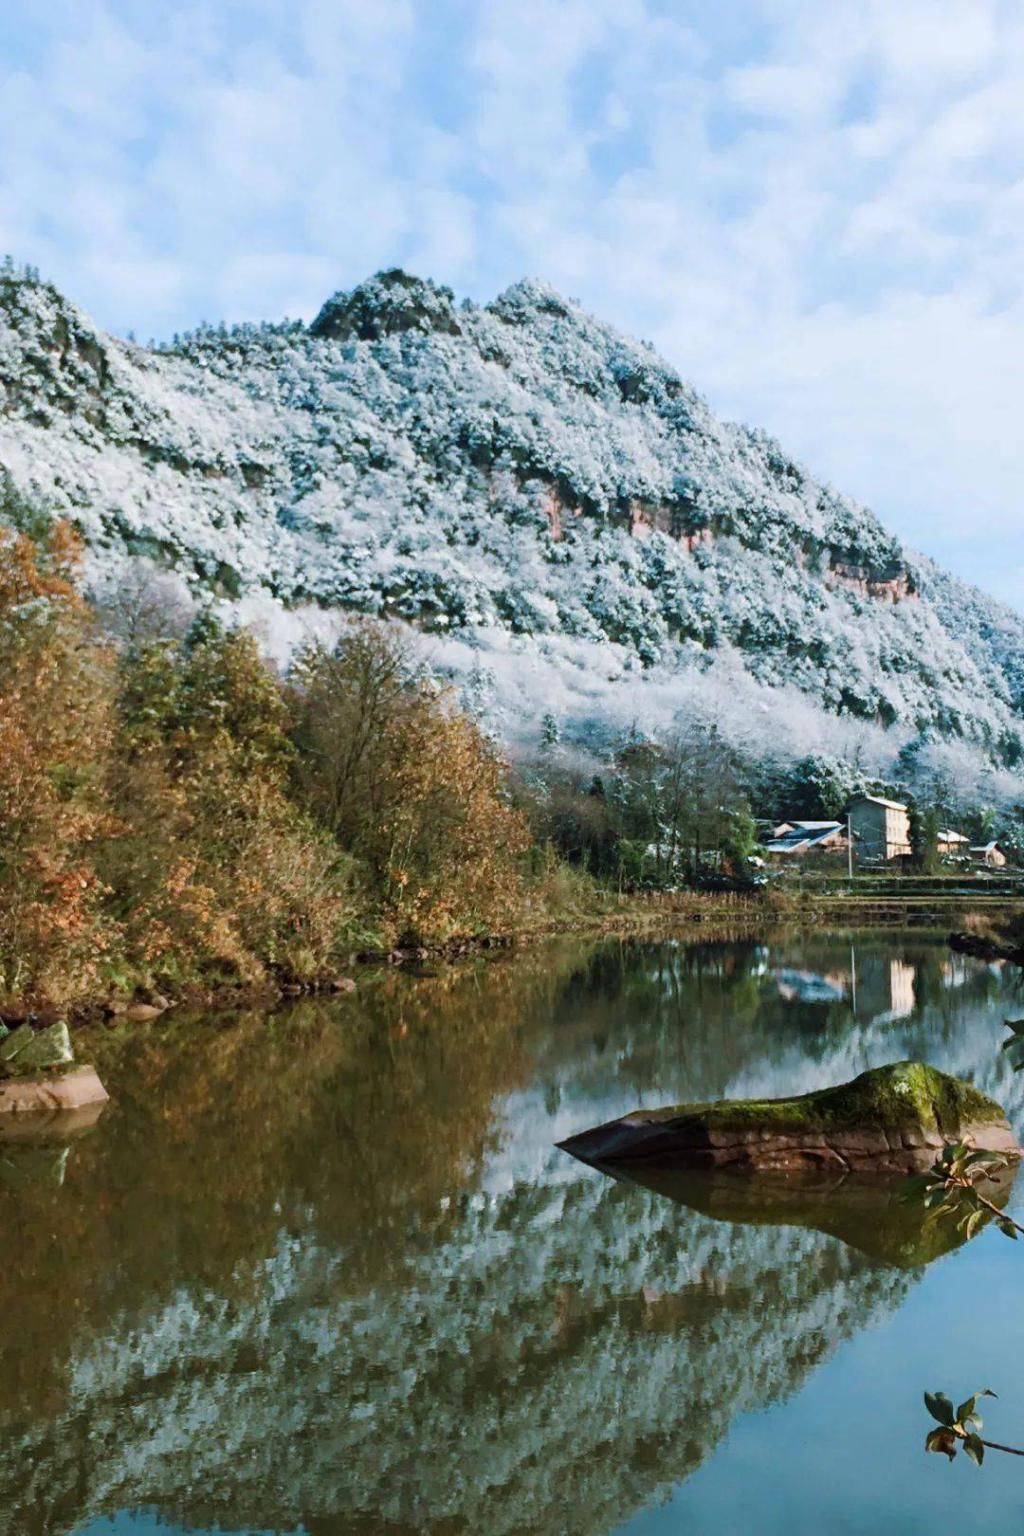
[{"left": 1, "top": 261, "right": 1023, "bottom": 796}]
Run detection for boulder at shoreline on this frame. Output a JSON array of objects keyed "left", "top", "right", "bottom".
[
  {"left": 558, "top": 1061, "right": 1019, "bottom": 1175},
  {"left": 0, "top": 1064, "right": 109, "bottom": 1121}
]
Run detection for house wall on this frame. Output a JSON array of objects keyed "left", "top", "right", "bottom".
[
  {"left": 848, "top": 800, "right": 911, "bottom": 861},
  {"left": 885, "top": 805, "right": 911, "bottom": 859}
]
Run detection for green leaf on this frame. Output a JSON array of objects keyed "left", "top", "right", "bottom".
[
  {"left": 1004, "top": 1018, "right": 1024, "bottom": 1036},
  {"left": 925, "top": 1391, "right": 956, "bottom": 1427},
  {"left": 997, "top": 1217, "right": 1019, "bottom": 1240},
  {"left": 957, "top": 1395, "right": 977, "bottom": 1422},
  {"left": 925, "top": 1426, "right": 957, "bottom": 1460},
  {"left": 963, "top": 1210, "right": 987, "bottom": 1241},
  {"left": 964, "top": 1432, "right": 985, "bottom": 1467},
  {"left": 962, "top": 1149, "right": 1006, "bottom": 1171}
]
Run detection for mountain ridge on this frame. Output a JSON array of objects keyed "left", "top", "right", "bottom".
[{"left": 1, "top": 262, "right": 1021, "bottom": 789}]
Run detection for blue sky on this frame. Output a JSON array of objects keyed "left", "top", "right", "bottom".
[{"left": 1, "top": 0, "right": 1022, "bottom": 605}]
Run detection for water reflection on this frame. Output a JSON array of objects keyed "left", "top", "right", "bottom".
[
  {"left": 1, "top": 932, "right": 1021, "bottom": 1536},
  {"left": 602, "top": 1164, "right": 1018, "bottom": 1269}
]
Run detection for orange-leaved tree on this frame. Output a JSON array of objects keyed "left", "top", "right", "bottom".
[
  {"left": 290, "top": 623, "right": 529, "bottom": 943},
  {"left": 0, "top": 522, "right": 118, "bottom": 1004},
  {"left": 102, "top": 614, "right": 357, "bottom": 984}
]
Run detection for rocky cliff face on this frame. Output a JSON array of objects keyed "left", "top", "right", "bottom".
[{"left": 1, "top": 264, "right": 1022, "bottom": 776}]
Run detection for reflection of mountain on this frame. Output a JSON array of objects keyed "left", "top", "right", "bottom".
[
  {"left": 4, "top": 1164, "right": 910, "bottom": 1536},
  {"left": 0, "top": 933, "right": 1018, "bottom": 1536}
]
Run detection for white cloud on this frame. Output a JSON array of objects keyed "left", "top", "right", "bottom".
[{"left": 0, "top": 0, "right": 1023, "bottom": 604}]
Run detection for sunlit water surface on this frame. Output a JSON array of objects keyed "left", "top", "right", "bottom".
[{"left": 6, "top": 932, "right": 1024, "bottom": 1536}]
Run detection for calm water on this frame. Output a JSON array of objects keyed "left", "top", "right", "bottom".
[{"left": 6, "top": 932, "right": 1024, "bottom": 1536}]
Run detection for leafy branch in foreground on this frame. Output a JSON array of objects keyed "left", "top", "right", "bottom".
[
  {"left": 902, "top": 1140, "right": 1024, "bottom": 1242},
  {"left": 923, "top": 1389, "right": 1024, "bottom": 1464}
]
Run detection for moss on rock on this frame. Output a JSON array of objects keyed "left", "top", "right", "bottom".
[
  {"left": 559, "top": 1062, "right": 1018, "bottom": 1174},
  {"left": 640, "top": 1061, "right": 1006, "bottom": 1138}
]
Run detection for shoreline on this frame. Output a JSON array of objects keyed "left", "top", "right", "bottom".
[{"left": 6, "top": 889, "right": 1024, "bottom": 1029}]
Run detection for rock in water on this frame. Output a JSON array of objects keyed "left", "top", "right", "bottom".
[
  {"left": 0, "top": 1021, "right": 109, "bottom": 1127},
  {"left": 0, "top": 1020, "right": 74, "bottom": 1075},
  {"left": 558, "top": 1061, "right": 1020, "bottom": 1174},
  {"left": 0, "top": 1065, "right": 109, "bottom": 1120}
]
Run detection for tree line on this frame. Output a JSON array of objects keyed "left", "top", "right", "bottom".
[
  {"left": 4, "top": 516, "right": 1023, "bottom": 1010},
  {"left": 0, "top": 522, "right": 537, "bottom": 1007}
]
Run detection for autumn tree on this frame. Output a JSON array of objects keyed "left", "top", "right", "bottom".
[
  {"left": 100, "top": 615, "right": 355, "bottom": 983},
  {"left": 289, "top": 624, "right": 529, "bottom": 941},
  {"left": 0, "top": 523, "right": 117, "bottom": 1004}
]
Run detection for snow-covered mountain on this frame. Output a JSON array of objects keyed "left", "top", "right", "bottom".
[{"left": 1, "top": 263, "right": 1022, "bottom": 778}]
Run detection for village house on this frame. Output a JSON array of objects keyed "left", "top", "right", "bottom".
[
  {"left": 846, "top": 794, "right": 911, "bottom": 862},
  {"left": 763, "top": 821, "right": 847, "bottom": 857},
  {"left": 937, "top": 829, "right": 970, "bottom": 856},
  {"left": 970, "top": 840, "right": 1007, "bottom": 868}
]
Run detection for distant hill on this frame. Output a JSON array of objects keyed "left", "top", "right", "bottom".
[{"left": 1, "top": 263, "right": 1022, "bottom": 789}]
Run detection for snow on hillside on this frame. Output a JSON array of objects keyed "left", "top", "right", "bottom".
[{"left": 1, "top": 263, "right": 1022, "bottom": 786}]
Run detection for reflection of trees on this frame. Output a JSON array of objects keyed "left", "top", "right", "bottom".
[
  {"left": 0, "top": 955, "right": 559, "bottom": 1419},
  {"left": 4, "top": 1169, "right": 909, "bottom": 1536},
  {"left": 0, "top": 932, "right": 1017, "bottom": 1536}
]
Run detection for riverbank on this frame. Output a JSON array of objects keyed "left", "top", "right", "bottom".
[
  {"left": 0, "top": 888, "right": 763, "bottom": 1026},
  {"left": 11, "top": 881, "right": 1024, "bottom": 1031}
]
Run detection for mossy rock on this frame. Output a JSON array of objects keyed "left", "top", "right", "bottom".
[
  {"left": 0, "top": 1020, "right": 73, "bottom": 1077},
  {"left": 558, "top": 1062, "right": 1019, "bottom": 1174}
]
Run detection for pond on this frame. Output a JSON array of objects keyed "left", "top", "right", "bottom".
[{"left": 5, "top": 930, "right": 1024, "bottom": 1536}]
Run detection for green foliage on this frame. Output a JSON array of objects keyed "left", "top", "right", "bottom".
[
  {"left": 757, "top": 753, "right": 861, "bottom": 823},
  {"left": 908, "top": 799, "right": 942, "bottom": 873},
  {"left": 721, "top": 807, "right": 759, "bottom": 871},
  {"left": 520, "top": 723, "right": 757, "bottom": 888},
  {"left": 924, "top": 1388, "right": 997, "bottom": 1464},
  {"left": 539, "top": 711, "right": 560, "bottom": 749},
  {"left": 902, "top": 1139, "right": 1021, "bottom": 1242}
]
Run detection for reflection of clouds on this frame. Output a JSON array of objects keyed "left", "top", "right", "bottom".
[
  {"left": 886, "top": 959, "right": 916, "bottom": 1020},
  {"left": 941, "top": 957, "right": 970, "bottom": 991}
]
